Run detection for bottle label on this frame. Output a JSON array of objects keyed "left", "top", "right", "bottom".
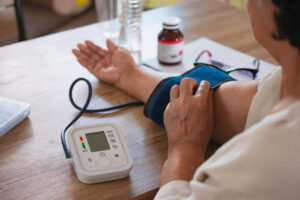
[{"left": 158, "top": 39, "right": 184, "bottom": 64}]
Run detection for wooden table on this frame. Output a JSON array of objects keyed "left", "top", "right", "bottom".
[{"left": 0, "top": 1, "right": 277, "bottom": 200}]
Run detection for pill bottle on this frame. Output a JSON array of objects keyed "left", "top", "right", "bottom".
[{"left": 158, "top": 17, "right": 184, "bottom": 65}]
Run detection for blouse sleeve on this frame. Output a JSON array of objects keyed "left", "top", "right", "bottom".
[{"left": 154, "top": 103, "right": 300, "bottom": 199}]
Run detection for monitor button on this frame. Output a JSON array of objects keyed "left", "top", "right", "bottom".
[
  {"left": 86, "top": 157, "right": 97, "bottom": 169},
  {"left": 99, "top": 152, "right": 105, "bottom": 157},
  {"left": 113, "top": 155, "right": 123, "bottom": 164}
]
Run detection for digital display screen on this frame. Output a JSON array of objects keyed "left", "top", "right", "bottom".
[{"left": 86, "top": 131, "right": 110, "bottom": 152}]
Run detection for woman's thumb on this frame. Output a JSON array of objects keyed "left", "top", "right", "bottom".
[{"left": 106, "top": 39, "right": 118, "bottom": 53}]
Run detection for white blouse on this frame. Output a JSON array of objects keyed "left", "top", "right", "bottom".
[{"left": 155, "top": 68, "right": 300, "bottom": 200}]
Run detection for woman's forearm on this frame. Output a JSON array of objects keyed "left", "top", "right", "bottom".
[
  {"left": 117, "top": 67, "right": 168, "bottom": 102},
  {"left": 115, "top": 63, "right": 258, "bottom": 148}
]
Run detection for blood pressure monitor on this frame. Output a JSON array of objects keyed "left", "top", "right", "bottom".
[
  {"left": 61, "top": 78, "right": 140, "bottom": 184},
  {"left": 66, "top": 123, "right": 133, "bottom": 184}
]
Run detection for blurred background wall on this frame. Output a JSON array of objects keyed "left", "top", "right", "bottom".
[{"left": 0, "top": 0, "right": 244, "bottom": 46}]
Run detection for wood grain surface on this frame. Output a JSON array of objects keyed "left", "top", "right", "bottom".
[
  {"left": 0, "top": 6, "right": 18, "bottom": 40},
  {"left": 0, "top": 1, "right": 277, "bottom": 200}
]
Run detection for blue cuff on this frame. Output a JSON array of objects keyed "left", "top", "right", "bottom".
[{"left": 143, "top": 64, "right": 236, "bottom": 126}]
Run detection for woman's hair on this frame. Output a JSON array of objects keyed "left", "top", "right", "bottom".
[{"left": 272, "top": 0, "right": 300, "bottom": 51}]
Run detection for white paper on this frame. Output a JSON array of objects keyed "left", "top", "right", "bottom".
[{"left": 143, "top": 37, "right": 278, "bottom": 80}]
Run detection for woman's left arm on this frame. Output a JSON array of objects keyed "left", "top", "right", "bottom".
[{"left": 160, "top": 78, "right": 214, "bottom": 186}]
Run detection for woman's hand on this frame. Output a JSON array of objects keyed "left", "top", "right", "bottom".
[
  {"left": 164, "top": 78, "right": 214, "bottom": 154},
  {"left": 72, "top": 39, "right": 167, "bottom": 103},
  {"left": 160, "top": 78, "right": 214, "bottom": 186},
  {"left": 72, "top": 40, "right": 136, "bottom": 87}
]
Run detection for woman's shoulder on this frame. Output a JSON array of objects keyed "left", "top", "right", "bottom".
[
  {"left": 256, "top": 99, "right": 300, "bottom": 132},
  {"left": 245, "top": 67, "right": 282, "bottom": 129},
  {"left": 258, "top": 67, "right": 282, "bottom": 91}
]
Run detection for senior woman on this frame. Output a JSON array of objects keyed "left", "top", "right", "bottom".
[{"left": 72, "top": 0, "right": 300, "bottom": 198}]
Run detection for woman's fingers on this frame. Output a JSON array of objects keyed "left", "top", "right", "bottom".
[
  {"left": 77, "top": 57, "right": 94, "bottom": 72},
  {"left": 72, "top": 49, "right": 91, "bottom": 65},
  {"left": 72, "top": 48, "right": 80, "bottom": 57},
  {"left": 72, "top": 49, "right": 97, "bottom": 72},
  {"left": 179, "top": 78, "right": 199, "bottom": 97},
  {"left": 85, "top": 40, "right": 107, "bottom": 57},
  {"left": 106, "top": 40, "right": 118, "bottom": 53},
  {"left": 170, "top": 85, "right": 180, "bottom": 102},
  {"left": 195, "top": 81, "right": 210, "bottom": 100},
  {"left": 174, "top": 78, "right": 210, "bottom": 99},
  {"left": 77, "top": 44, "right": 100, "bottom": 64}
]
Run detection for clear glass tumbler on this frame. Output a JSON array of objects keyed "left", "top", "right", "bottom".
[{"left": 95, "top": 0, "right": 121, "bottom": 43}]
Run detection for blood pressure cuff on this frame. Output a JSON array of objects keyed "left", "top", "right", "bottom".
[{"left": 143, "top": 64, "right": 236, "bottom": 126}]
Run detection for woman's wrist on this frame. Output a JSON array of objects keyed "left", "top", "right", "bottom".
[
  {"left": 113, "top": 53, "right": 137, "bottom": 88},
  {"left": 116, "top": 63, "right": 139, "bottom": 90},
  {"left": 160, "top": 143, "right": 206, "bottom": 186},
  {"left": 168, "top": 141, "right": 208, "bottom": 157},
  {"left": 115, "top": 63, "right": 167, "bottom": 103}
]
